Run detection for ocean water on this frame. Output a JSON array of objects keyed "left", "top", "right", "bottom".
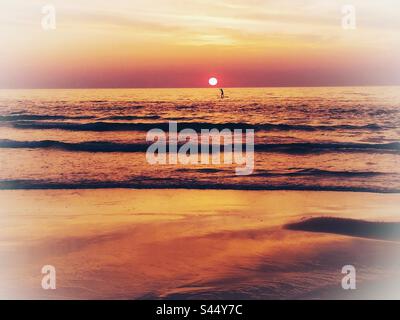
[
  {"left": 1, "top": 87, "right": 400, "bottom": 299},
  {"left": 0, "top": 86, "right": 399, "bottom": 192}
]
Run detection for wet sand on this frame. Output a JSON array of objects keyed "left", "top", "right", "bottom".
[
  {"left": 286, "top": 217, "right": 400, "bottom": 241},
  {"left": 1, "top": 189, "right": 400, "bottom": 299}
]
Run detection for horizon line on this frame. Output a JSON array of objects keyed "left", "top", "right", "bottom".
[{"left": 1, "top": 84, "right": 400, "bottom": 90}]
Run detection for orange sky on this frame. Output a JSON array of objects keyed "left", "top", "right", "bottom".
[{"left": 1, "top": 0, "right": 399, "bottom": 88}]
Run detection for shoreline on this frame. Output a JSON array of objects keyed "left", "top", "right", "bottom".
[{"left": 1, "top": 183, "right": 399, "bottom": 193}]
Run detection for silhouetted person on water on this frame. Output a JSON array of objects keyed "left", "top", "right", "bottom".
[{"left": 220, "top": 88, "right": 225, "bottom": 99}]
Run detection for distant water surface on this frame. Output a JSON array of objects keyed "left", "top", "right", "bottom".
[{"left": 0, "top": 87, "right": 399, "bottom": 192}]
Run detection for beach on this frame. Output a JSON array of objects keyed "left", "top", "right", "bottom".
[{"left": 1, "top": 189, "right": 400, "bottom": 299}]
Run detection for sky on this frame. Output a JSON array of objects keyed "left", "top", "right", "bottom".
[{"left": 0, "top": 0, "right": 399, "bottom": 88}]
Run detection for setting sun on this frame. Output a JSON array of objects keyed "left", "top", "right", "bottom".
[{"left": 208, "top": 77, "right": 218, "bottom": 86}]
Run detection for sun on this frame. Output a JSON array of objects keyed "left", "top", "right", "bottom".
[{"left": 208, "top": 77, "right": 218, "bottom": 86}]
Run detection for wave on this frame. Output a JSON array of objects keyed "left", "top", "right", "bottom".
[
  {"left": 0, "top": 139, "right": 149, "bottom": 152},
  {"left": 255, "top": 142, "right": 400, "bottom": 154},
  {"left": 4, "top": 121, "right": 386, "bottom": 132},
  {"left": 99, "top": 115, "right": 161, "bottom": 120},
  {"left": 0, "top": 179, "right": 398, "bottom": 193},
  {"left": 242, "top": 168, "right": 390, "bottom": 177},
  {"left": 0, "top": 114, "right": 163, "bottom": 121},
  {"left": 0, "top": 115, "right": 95, "bottom": 121},
  {"left": 176, "top": 167, "right": 391, "bottom": 177},
  {"left": 1, "top": 139, "right": 399, "bottom": 154}
]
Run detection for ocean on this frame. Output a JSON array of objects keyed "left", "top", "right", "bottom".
[
  {"left": 1, "top": 87, "right": 400, "bottom": 299},
  {"left": 0, "top": 86, "right": 399, "bottom": 192}
]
